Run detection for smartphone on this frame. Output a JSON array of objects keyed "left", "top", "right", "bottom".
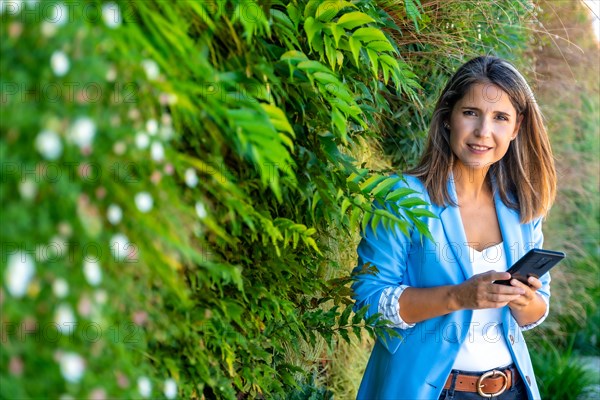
[{"left": 494, "top": 248, "right": 566, "bottom": 285}]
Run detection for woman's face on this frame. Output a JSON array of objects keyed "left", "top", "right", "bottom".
[{"left": 448, "top": 83, "right": 522, "bottom": 172}]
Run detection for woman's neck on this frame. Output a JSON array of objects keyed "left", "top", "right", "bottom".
[{"left": 452, "top": 162, "right": 492, "bottom": 204}]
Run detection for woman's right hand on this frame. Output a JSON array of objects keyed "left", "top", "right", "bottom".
[{"left": 450, "top": 271, "right": 526, "bottom": 310}]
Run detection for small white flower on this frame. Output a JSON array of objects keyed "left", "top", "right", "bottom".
[
  {"left": 161, "top": 113, "right": 172, "bottom": 126},
  {"left": 18, "top": 179, "right": 37, "bottom": 200},
  {"left": 164, "top": 378, "right": 177, "bottom": 399},
  {"left": 184, "top": 168, "right": 198, "bottom": 188},
  {"left": 135, "top": 192, "right": 153, "bottom": 213},
  {"left": 107, "top": 204, "right": 122, "bottom": 225},
  {"left": 55, "top": 303, "right": 76, "bottom": 335},
  {"left": 102, "top": 2, "right": 121, "bottom": 28},
  {"left": 4, "top": 251, "right": 35, "bottom": 298},
  {"left": 146, "top": 119, "right": 158, "bottom": 135},
  {"left": 35, "top": 130, "right": 62, "bottom": 160},
  {"left": 41, "top": 21, "right": 58, "bottom": 37},
  {"left": 106, "top": 65, "right": 117, "bottom": 82},
  {"left": 160, "top": 125, "right": 174, "bottom": 141},
  {"left": 59, "top": 352, "right": 85, "bottom": 383},
  {"left": 195, "top": 202, "right": 207, "bottom": 219},
  {"left": 83, "top": 260, "right": 102, "bottom": 286},
  {"left": 68, "top": 117, "right": 96, "bottom": 149},
  {"left": 94, "top": 289, "right": 107, "bottom": 304},
  {"left": 141, "top": 59, "right": 159, "bottom": 81},
  {"left": 138, "top": 376, "right": 152, "bottom": 398},
  {"left": 135, "top": 132, "right": 150, "bottom": 149},
  {"left": 150, "top": 141, "right": 164, "bottom": 162},
  {"left": 53, "top": 278, "right": 69, "bottom": 298},
  {"left": 109, "top": 233, "right": 130, "bottom": 261},
  {"left": 51, "top": 51, "right": 70, "bottom": 77},
  {"left": 113, "top": 141, "right": 126, "bottom": 155}
]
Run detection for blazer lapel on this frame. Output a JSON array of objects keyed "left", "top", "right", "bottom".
[
  {"left": 491, "top": 174, "right": 522, "bottom": 270},
  {"left": 491, "top": 175, "right": 525, "bottom": 330},
  {"left": 438, "top": 172, "right": 523, "bottom": 282},
  {"left": 439, "top": 172, "right": 473, "bottom": 281}
]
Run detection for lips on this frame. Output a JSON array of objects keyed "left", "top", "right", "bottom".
[{"left": 468, "top": 144, "right": 492, "bottom": 151}]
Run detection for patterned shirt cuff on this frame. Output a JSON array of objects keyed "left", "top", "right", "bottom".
[
  {"left": 519, "top": 294, "right": 550, "bottom": 331},
  {"left": 378, "top": 285, "right": 416, "bottom": 329}
]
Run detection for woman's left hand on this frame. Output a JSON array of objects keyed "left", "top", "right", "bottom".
[{"left": 507, "top": 276, "right": 542, "bottom": 311}]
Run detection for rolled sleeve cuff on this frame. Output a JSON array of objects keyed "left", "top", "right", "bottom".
[
  {"left": 519, "top": 294, "right": 549, "bottom": 331},
  {"left": 378, "top": 285, "right": 416, "bottom": 329}
]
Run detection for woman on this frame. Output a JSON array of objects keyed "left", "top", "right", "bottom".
[{"left": 351, "top": 56, "right": 557, "bottom": 400}]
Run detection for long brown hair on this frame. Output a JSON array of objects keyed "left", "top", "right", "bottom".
[{"left": 406, "top": 56, "right": 556, "bottom": 222}]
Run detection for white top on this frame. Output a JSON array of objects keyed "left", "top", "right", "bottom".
[{"left": 451, "top": 242, "right": 514, "bottom": 371}]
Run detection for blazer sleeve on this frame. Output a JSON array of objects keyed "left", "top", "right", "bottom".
[
  {"left": 520, "top": 215, "right": 552, "bottom": 331},
  {"left": 351, "top": 189, "right": 416, "bottom": 330}
]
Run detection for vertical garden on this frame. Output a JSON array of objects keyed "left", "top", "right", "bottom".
[{"left": 1, "top": 1, "right": 598, "bottom": 399}]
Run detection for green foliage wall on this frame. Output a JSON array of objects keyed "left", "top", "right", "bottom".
[{"left": 1, "top": 0, "right": 543, "bottom": 399}]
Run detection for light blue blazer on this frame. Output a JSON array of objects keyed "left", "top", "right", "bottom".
[{"left": 352, "top": 173, "right": 550, "bottom": 400}]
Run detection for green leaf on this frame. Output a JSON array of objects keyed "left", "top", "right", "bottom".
[
  {"left": 330, "top": 23, "right": 345, "bottom": 47},
  {"left": 397, "top": 197, "right": 429, "bottom": 208},
  {"left": 370, "top": 213, "right": 382, "bottom": 236},
  {"left": 339, "top": 304, "right": 353, "bottom": 326},
  {"left": 304, "top": 0, "right": 321, "bottom": 18},
  {"left": 367, "top": 48, "right": 379, "bottom": 76},
  {"left": 297, "top": 60, "right": 331, "bottom": 74},
  {"left": 331, "top": 107, "right": 347, "bottom": 142},
  {"left": 336, "top": 50, "right": 344, "bottom": 67},
  {"left": 341, "top": 197, "right": 352, "bottom": 216},
  {"left": 359, "top": 174, "right": 386, "bottom": 193},
  {"left": 316, "top": 0, "right": 356, "bottom": 22},
  {"left": 352, "top": 305, "right": 369, "bottom": 324},
  {"left": 409, "top": 208, "right": 437, "bottom": 219},
  {"left": 304, "top": 17, "right": 323, "bottom": 51},
  {"left": 361, "top": 210, "right": 372, "bottom": 234},
  {"left": 350, "top": 207, "right": 362, "bottom": 231},
  {"left": 353, "top": 325, "right": 362, "bottom": 339},
  {"left": 339, "top": 327, "right": 350, "bottom": 343},
  {"left": 286, "top": 3, "right": 301, "bottom": 29},
  {"left": 349, "top": 35, "right": 361, "bottom": 66},
  {"left": 379, "top": 54, "right": 400, "bottom": 69},
  {"left": 280, "top": 50, "right": 309, "bottom": 63},
  {"left": 372, "top": 176, "right": 402, "bottom": 198},
  {"left": 366, "top": 40, "right": 396, "bottom": 52},
  {"left": 336, "top": 11, "right": 376, "bottom": 30},
  {"left": 324, "top": 34, "right": 337, "bottom": 70},
  {"left": 404, "top": 0, "right": 422, "bottom": 32},
  {"left": 352, "top": 27, "right": 388, "bottom": 43},
  {"left": 386, "top": 187, "right": 417, "bottom": 202},
  {"left": 261, "top": 104, "right": 295, "bottom": 136}
]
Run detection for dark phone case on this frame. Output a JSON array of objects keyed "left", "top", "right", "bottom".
[{"left": 494, "top": 248, "right": 566, "bottom": 285}]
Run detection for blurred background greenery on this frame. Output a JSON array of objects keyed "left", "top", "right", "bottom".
[{"left": 1, "top": 1, "right": 598, "bottom": 399}]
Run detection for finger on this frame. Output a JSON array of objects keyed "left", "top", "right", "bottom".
[
  {"left": 483, "top": 270, "right": 512, "bottom": 282},
  {"left": 509, "top": 279, "right": 531, "bottom": 291},
  {"left": 489, "top": 283, "right": 525, "bottom": 295},
  {"left": 527, "top": 276, "right": 543, "bottom": 290},
  {"left": 488, "top": 293, "right": 523, "bottom": 303}
]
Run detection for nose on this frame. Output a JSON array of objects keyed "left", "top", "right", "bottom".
[{"left": 475, "top": 116, "right": 493, "bottom": 137}]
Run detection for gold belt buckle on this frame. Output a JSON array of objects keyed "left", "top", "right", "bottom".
[{"left": 476, "top": 369, "right": 508, "bottom": 398}]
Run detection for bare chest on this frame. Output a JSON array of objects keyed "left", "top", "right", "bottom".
[{"left": 459, "top": 204, "right": 503, "bottom": 252}]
